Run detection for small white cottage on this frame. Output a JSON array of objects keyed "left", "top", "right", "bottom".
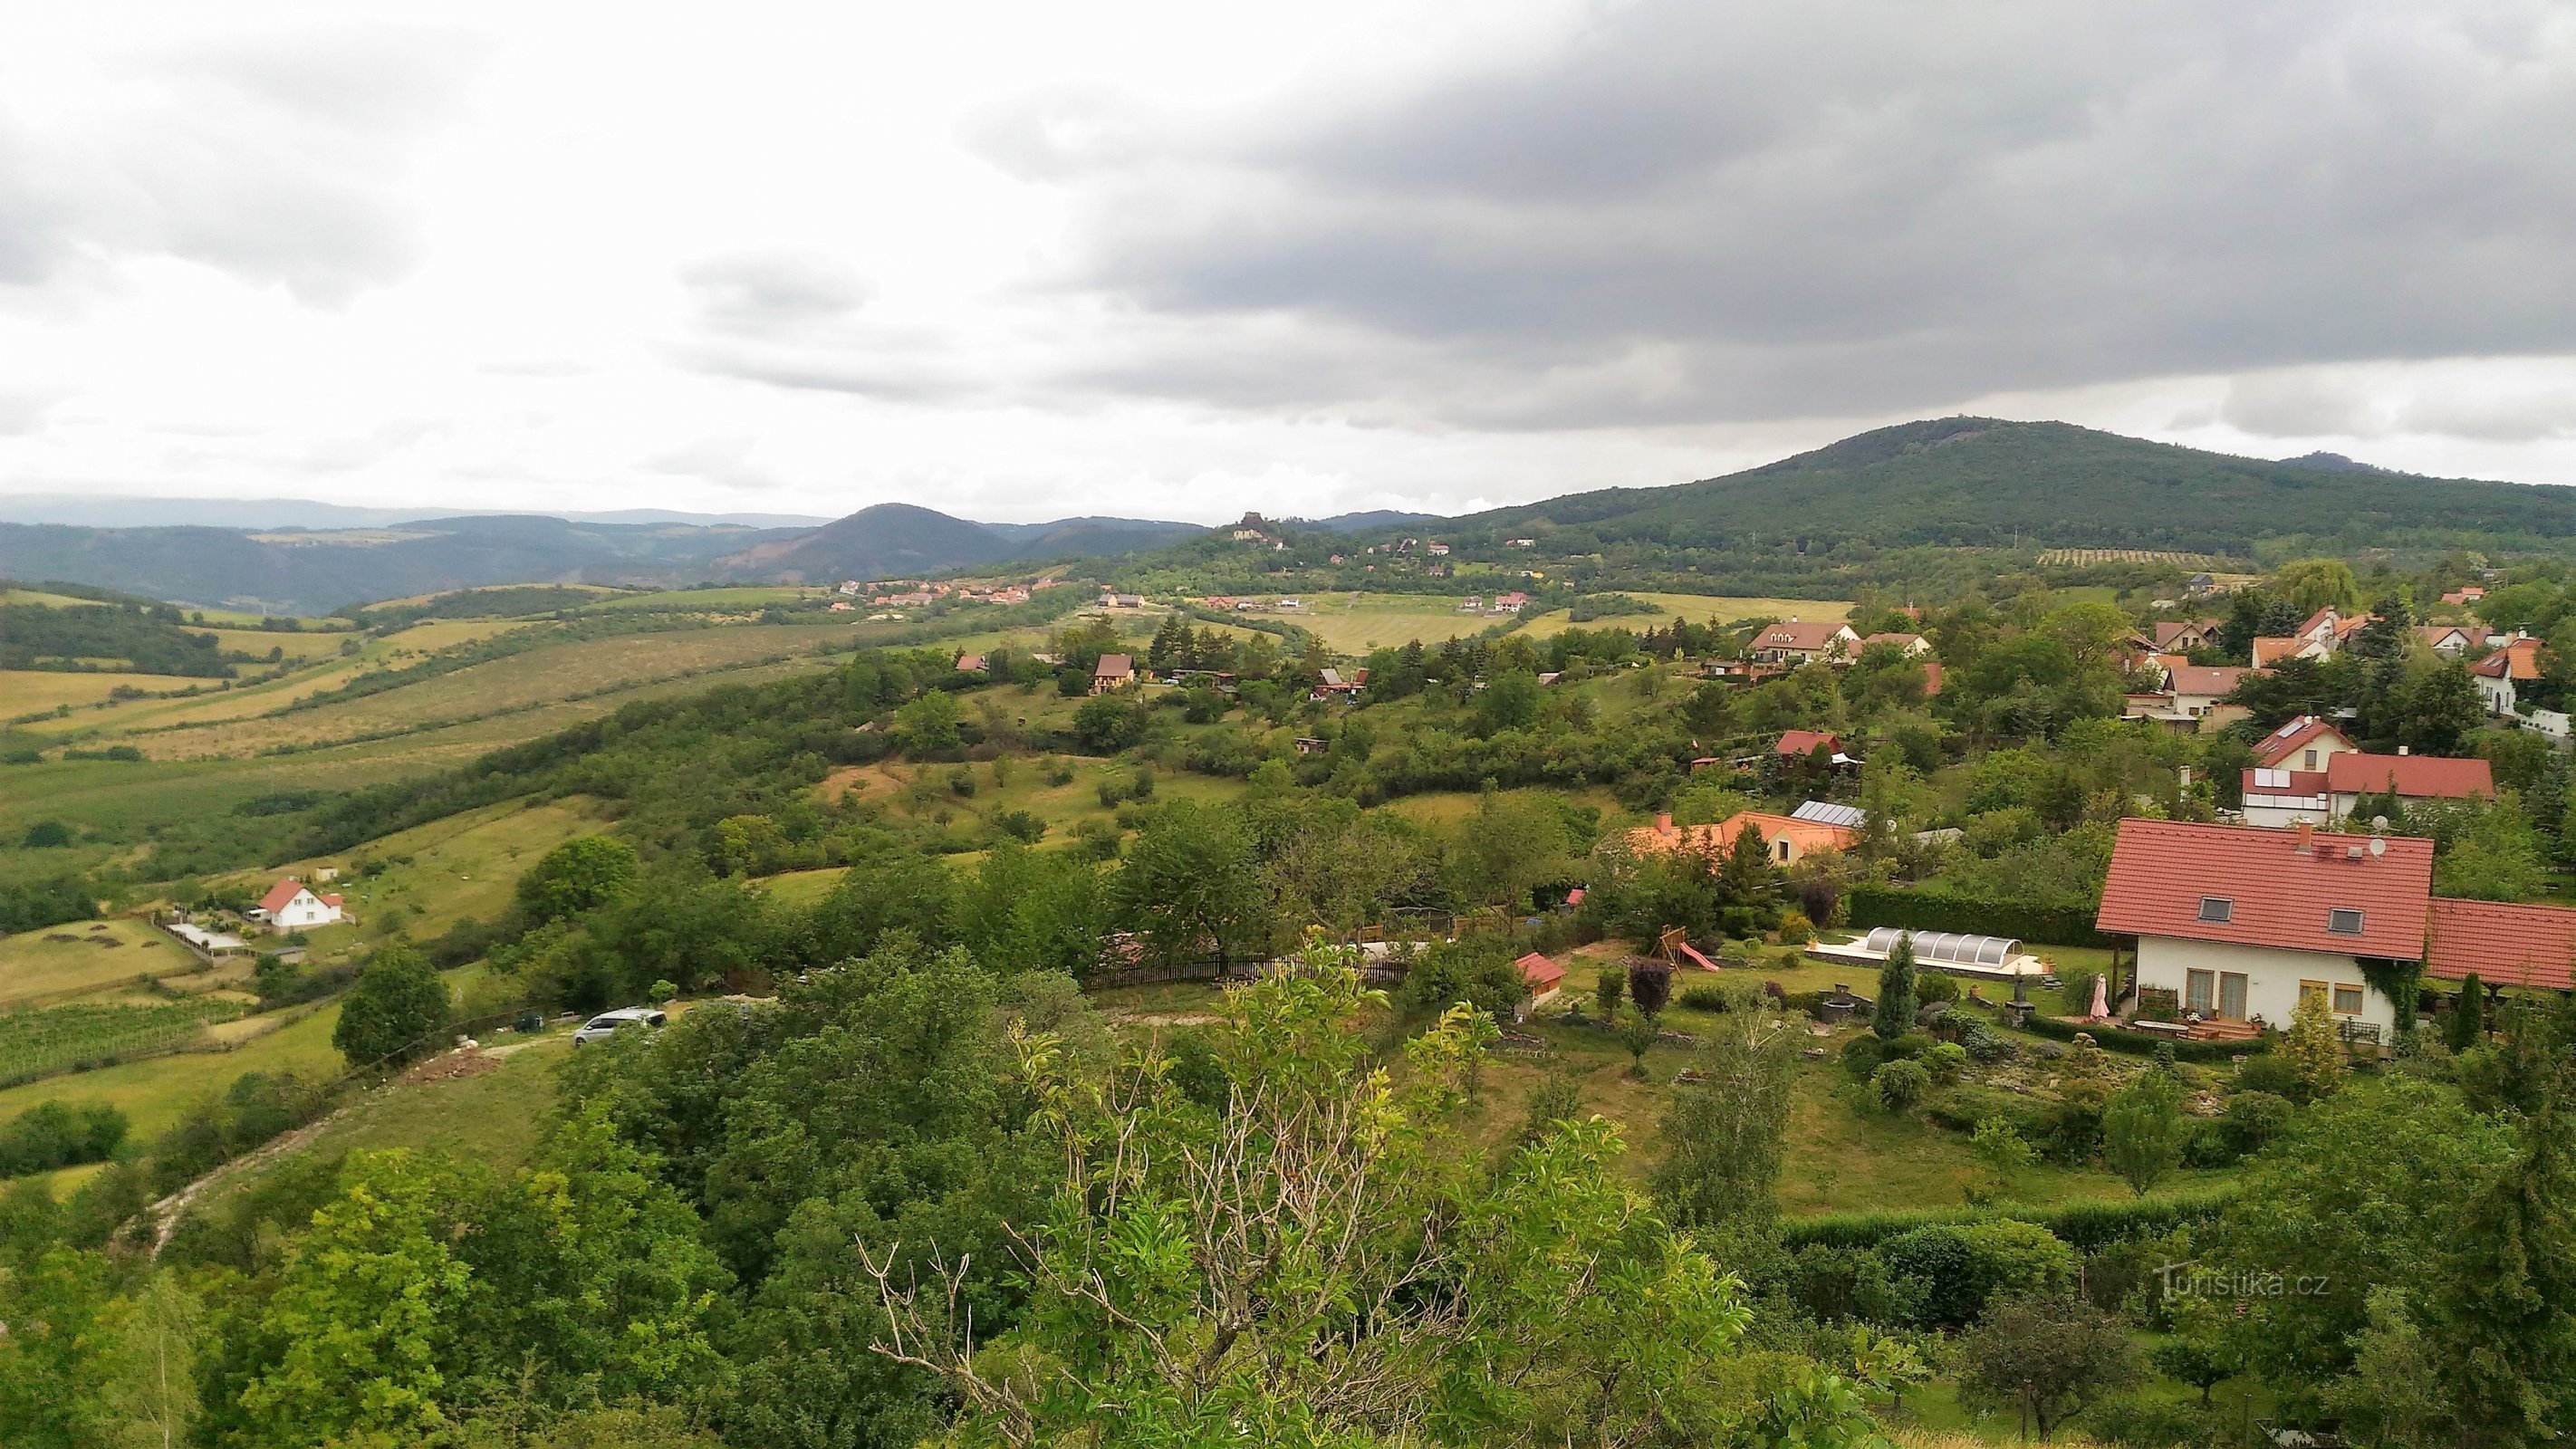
[{"left": 252, "top": 878, "right": 344, "bottom": 929}]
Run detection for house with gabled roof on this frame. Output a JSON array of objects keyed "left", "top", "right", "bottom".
[
  {"left": 1858, "top": 631, "right": 1932, "bottom": 657},
  {"left": 2416, "top": 624, "right": 2477, "bottom": 657},
  {"left": 1747, "top": 619, "right": 1860, "bottom": 666},
  {"left": 1773, "top": 729, "right": 1853, "bottom": 764},
  {"left": 2098, "top": 820, "right": 2430, "bottom": 1039},
  {"left": 2472, "top": 636, "right": 2543, "bottom": 715},
  {"left": 1515, "top": 952, "right": 1566, "bottom": 1008},
  {"left": 2251, "top": 635, "right": 2331, "bottom": 667},
  {"left": 252, "top": 878, "right": 343, "bottom": 929},
  {"left": 2252, "top": 715, "right": 2358, "bottom": 772},
  {"left": 2150, "top": 618, "right": 2225, "bottom": 653},
  {"left": 1091, "top": 653, "right": 1136, "bottom": 694}
]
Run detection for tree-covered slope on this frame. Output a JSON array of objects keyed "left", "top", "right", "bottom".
[{"left": 1458, "top": 417, "right": 2576, "bottom": 556}]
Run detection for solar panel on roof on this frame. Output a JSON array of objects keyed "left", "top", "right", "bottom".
[{"left": 1791, "top": 800, "right": 1866, "bottom": 829}]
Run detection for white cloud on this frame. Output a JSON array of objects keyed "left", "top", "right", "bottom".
[{"left": 0, "top": 0, "right": 2572, "bottom": 523}]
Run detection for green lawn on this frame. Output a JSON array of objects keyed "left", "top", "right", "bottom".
[
  {"left": 0, "top": 999, "right": 346, "bottom": 1140},
  {"left": 0, "top": 917, "right": 202, "bottom": 1007}
]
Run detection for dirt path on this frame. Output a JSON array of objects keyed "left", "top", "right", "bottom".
[{"left": 145, "top": 1106, "right": 349, "bottom": 1259}]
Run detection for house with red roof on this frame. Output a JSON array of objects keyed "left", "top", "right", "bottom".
[
  {"left": 2427, "top": 897, "right": 2576, "bottom": 993},
  {"left": 1747, "top": 619, "right": 1860, "bottom": 666},
  {"left": 252, "top": 878, "right": 343, "bottom": 930},
  {"left": 2325, "top": 752, "right": 2494, "bottom": 818},
  {"left": 2472, "top": 636, "right": 2543, "bottom": 715},
  {"left": 2250, "top": 635, "right": 2331, "bottom": 667},
  {"left": 2099, "top": 819, "right": 2430, "bottom": 1039},
  {"left": 2416, "top": 624, "right": 2477, "bottom": 658},
  {"left": 2251, "top": 715, "right": 2358, "bottom": 772},
  {"left": 1091, "top": 653, "right": 1136, "bottom": 695},
  {"left": 1515, "top": 952, "right": 1566, "bottom": 1008},
  {"left": 2150, "top": 618, "right": 2225, "bottom": 653},
  {"left": 1773, "top": 729, "right": 1853, "bottom": 765}
]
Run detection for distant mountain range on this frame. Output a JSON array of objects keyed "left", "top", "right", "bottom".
[
  {"left": 7, "top": 421, "right": 2571, "bottom": 612},
  {"left": 0, "top": 494, "right": 835, "bottom": 531},
  {"left": 0, "top": 504, "right": 1211, "bottom": 615}
]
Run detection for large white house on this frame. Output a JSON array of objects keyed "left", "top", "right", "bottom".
[
  {"left": 2098, "top": 819, "right": 2429, "bottom": 1038},
  {"left": 253, "top": 878, "right": 344, "bottom": 929}
]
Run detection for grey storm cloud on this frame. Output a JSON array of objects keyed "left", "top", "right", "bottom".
[
  {"left": 0, "top": 25, "right": 481, "bottom": 307},
  {"left": 680, "top": 251, "right": 876, "bottom": 335},
  {"left": 983, "top": 0, "right": 2576, "bottom": 429}
]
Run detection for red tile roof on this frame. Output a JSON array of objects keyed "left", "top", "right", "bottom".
[
  {"left": 2096, "top": 819, "right": 2432, "bottom": 959},
  {"left": 2251, "top": 637, "right": 2320, "bottom": 667},
  {"left": 2427, "top": 897, "right": 2576, "bottom": 990},
  {"left": 1921, "top": 659, "right": 1944, "bottom": 697},
  {"left": 1775, "top": 729, "right": 1842, "bottom": 757},
  {"left": 1753, "top": 620, "right": 1853, "bottom": 652},
  {"left": 2252, "top": 715, "right": 2353, "bottom": 768},
  {"left": 258, "top": 878, "right": 308, "bottom": 915},
  {"left": 2168, "top": 665, "right": 2252, "bottom": 697},
  {"left": 1093, "top": 653, "right": 1134, "bottom": 678},
  {"left": 1516, "top": 952, "right": 1566, "bottom": 993},
  {"left": 2151, "top": 619, "right": 2222, "bottom": 648},
  {"left": 2473, "top": 638, "right": 2542, "bottom": 680},
  {"left": 2324, "top": 753, "right": 2494, "bottom": 801}
]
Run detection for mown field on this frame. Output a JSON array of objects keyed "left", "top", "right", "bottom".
[
  {"left": 1516, "top": 592, "right": 1854, "bottom": 638},
  {"left": 0, "top": 918, "right": 200, "bottom": 1008}
]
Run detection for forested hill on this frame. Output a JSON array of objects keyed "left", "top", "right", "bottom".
[
  {"left": 713, "top": 503, "right": 1204, "bottom": 582},
  {"left": 1452, "top": 417, "right": 2576, "bottom": 557},
  {"left": 0, "top": 515, "right": 800, "bottom": 617}
]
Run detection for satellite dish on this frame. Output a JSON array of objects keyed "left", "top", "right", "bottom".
[
  {"left": 2369, "top": 837, "right": 2388, "bottom": 858},
  {"left": 2372, "top": 814, "right": 2390, "bottom": 832}
]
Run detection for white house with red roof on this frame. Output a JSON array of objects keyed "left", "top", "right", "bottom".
[
  {"left": 2251, "top": 715, "right": 2358, "bottom": 772},
  {"left": 2472, "top": 636, "right": 2544, "bottom": 715},
  {"left": 1747, "top": 619, "right": 1860, "bottom": 665},
  {"left": 2098, "top": 819, "right": 2430, "bottom": 1038},
  {"left": 252, "top": 878, "right": 343, "bottom": 929}
]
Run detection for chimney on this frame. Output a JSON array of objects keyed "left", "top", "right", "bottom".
[
  {"left": 1656, "top": 811, "right": 1674, "bottom": 832},
  {"left": 2295, "top": 820, "right": 2315, "bottom": 855}
]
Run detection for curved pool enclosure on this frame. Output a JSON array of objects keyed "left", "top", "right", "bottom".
[{"left": 1859, "top": 927, "right": 2023, "bottom": 970}]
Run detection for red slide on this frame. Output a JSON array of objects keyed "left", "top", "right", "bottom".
[{"left": 1675, "top": 943, "right": 1721, "bottom": 973}]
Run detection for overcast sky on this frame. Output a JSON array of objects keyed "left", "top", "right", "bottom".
[{"left": 4, "top": 0, "right": 2574, "bottom": 525}]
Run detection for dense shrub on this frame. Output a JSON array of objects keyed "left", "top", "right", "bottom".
[
  {"left": 1841, "top": 1035, "right": 1889, "bottom": 1080},
  {"left": 0, "top": 1100, "right": 128, "bottom": 1176},
  {"left": 2015, "top": 1007, "right": 2265, "bottom": 1062},
  {"left": 1779, "top": 1188, "right": 2235, "bottom": 1253},
  {"left": 1876, "top": 1219, "right": 2078, "bottom": 1328},
  {"left": 1873, "top": 1059, "right": 1931, "bottom": 1112},
  {"left": 1845, "top": 885, "right": 2113, "bottom": 947}
]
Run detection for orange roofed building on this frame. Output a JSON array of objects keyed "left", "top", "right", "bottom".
[{"left": 1627, "top": 810, "right": 1860, "bottom": 866}]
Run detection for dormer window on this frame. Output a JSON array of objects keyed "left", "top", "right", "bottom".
[
  {"left": 2326, "top": 907, "right": 2365, "bottom": 936},
  {"left": 2197, "top": 897, "right": 2234, "bottom": 923}
]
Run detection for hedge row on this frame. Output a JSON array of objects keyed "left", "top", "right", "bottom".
[
  {"left": 1778, "top": 1185, "right": 2236, "bottom": 1253},
  {"left": 2012, "top": 1007, "right": 2269, "bottom": 1062},
  {"left": 1844, "top": 886, "right": 2113, "bottom": 949}
]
